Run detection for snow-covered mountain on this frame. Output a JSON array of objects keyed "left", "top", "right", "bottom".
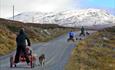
[{"left": 10, "top": 9, "right": 115, "bottom": 28}]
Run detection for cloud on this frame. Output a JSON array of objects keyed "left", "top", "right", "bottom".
[
  {"left": 0, "top": 0, "right": 74, "bottom": 18},
  {"left": 1, "top": 0, "right": 114, "bottom": 18}
]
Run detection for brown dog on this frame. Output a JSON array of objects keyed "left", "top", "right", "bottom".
[{"left": 39, "top": 54, "right": 45, "bottom": 67}]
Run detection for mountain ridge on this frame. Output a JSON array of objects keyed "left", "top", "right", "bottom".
[{"left": 10, "top": 9, "right": 115, "bottom": 28}]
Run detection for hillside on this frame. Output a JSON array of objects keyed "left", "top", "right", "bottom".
[
  {"left": 65, "top": 26, "right": 115, "bottom": 70},
  {"left": 0, "top": 18, "right": 72, "bottom": 56},
  {"left": 10, "top": 9, "right": 115, "bottom": 28}
]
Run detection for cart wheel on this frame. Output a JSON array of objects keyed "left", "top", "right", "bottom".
[
  {"left": 14, "top": 64, "right": 16, "bottom": 67},
  {"left": 67, "top": 38, "right": 69, "bottom": 42},
  {"left": 30, "top": 56, "right": 34, "bottom": 68},
  {"left": 76, "top": 38, "right": 78, "bottom": 40},
  {"left": 72, "top": 39, "right": 75, "bottom": 42},
  {"left": 10, "top": 56, "right": 13, "bottom": 68}
]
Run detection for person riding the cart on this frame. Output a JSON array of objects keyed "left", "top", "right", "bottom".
[
  {"left": 14, "top": 28, "right": 31, "bottom": 65},
  {"left": 67, "top": 30, "right": 75, "bottom": 42},
  {"left": 69, "top": 31, "right": 74, "bottom": 39},
  {"left": 79, "top": 26, "right": 85, "bottom": 36}
]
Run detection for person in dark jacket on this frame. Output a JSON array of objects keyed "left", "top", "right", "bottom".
[
  {"left": 79, "top": 26, "right": 85, "bottom": 36},
  {"left": 14, "top": 28, "right": 31, "bottom": 64}
]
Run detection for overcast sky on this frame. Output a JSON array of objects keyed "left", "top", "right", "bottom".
[{"left": 0, "top": 0, "right": 115, "bottom": 18}]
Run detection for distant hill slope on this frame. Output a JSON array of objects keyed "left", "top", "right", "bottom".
[
  {"left": 10, "top": 9, "right": 115, "bottom": 28},
  {"left": 0, "top": 18, "right": 71, "bottom": 56},
  {"left": 65, "top": 26, "right": 115, "bottom": 70}
]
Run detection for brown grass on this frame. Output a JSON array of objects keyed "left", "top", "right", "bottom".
[
  {"left": 65, "top": 26, "right": 115, "bottom": 70},
  {"left": 0, "top": 18, "right": 72, "bottom": 56}
]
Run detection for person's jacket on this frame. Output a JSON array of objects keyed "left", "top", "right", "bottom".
[
  {"left": 81, "top": 27, "right": 84, "bottom": 32},
  {"left": 16, "top": 31, "right": 31, "bottom": 47},
  {"left": 69, "top": 32, "right": 74, "bottom": 37}
]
